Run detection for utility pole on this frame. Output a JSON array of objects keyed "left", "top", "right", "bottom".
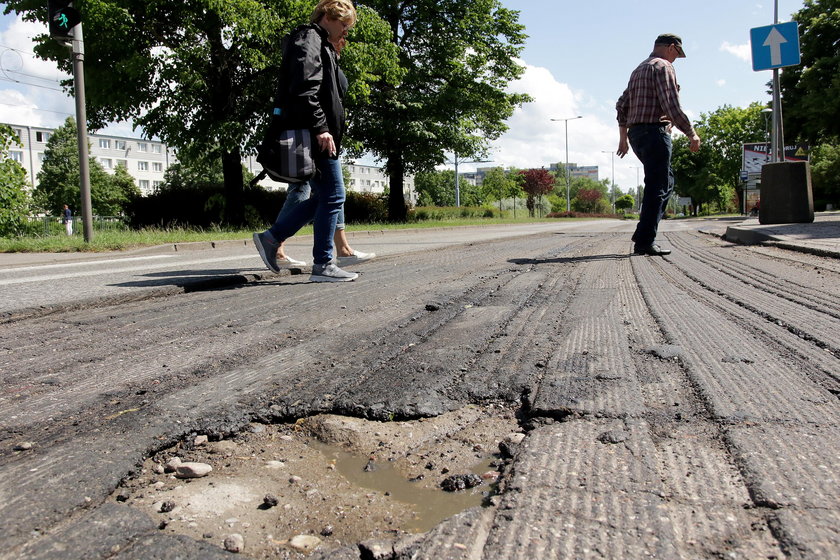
[{"left": 50, "top": 1, "right": 91, "bottom": 241}]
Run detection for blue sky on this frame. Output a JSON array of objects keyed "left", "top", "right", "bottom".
[{"left": 0, "top": 0, "right": 805, "bottom": 190}]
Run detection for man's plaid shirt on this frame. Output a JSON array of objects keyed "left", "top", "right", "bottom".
[{"left": 616, "top": 55, "right": 695, "bottom": 136}]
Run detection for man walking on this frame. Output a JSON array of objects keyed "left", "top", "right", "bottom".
[{"left": 616, "top": 33, "right": 701, "bottom": 256}]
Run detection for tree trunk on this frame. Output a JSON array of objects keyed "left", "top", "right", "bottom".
[
  {"left": 222, "top": 149, "right": 245, "bottom": 226},
  {"left": 386, "top": 151, "right": 407, "bottom": 222}
]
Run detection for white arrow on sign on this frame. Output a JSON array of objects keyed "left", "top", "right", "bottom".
[{"left": 763, "top": 27, "right": 788, "bottom": 66}]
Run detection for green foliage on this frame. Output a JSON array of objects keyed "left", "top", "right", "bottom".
[
  {"left": 0, "top": 124, "right": 32, "bottom": 237},
  {"left": 571, "top": 188, "right": 610, "bottom": 214},
  {"left": 415, "top": 169, "right": 456, "bottom": 206},
  {"left": 410, "top": 206, "right": 498, "bottom": 221},
  {"left": 672, "top": 103, "right": 766, "bottom": 214},
  {"left": 779, "top": 0, "right": 840, "bottom": 144},
  {"left": 414, "top": 169, "right": 483, "bottom": 207},
  {"left": 809, "top": 142, "right": 840, "bottom": 209},
  {"left": 352, "top": 0, "right": 530, "bottom": 221},
  {"left": 615, "top": 194, "right": 634, "bottom": 212},
  {"left": 33, "top": 117, "right": 131, "bottom": 216},
  {"left": 480, "top": 167, "right": 522, "bottom": 213},
  {"left": 5, "top": 0, "right": 400, "bottom": 226}
]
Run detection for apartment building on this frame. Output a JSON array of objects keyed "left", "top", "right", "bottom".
[
  {"left": 5, "top": 122, "right": 416, "bottom": 203},
  {"left": 4, "top": 123, "right": 175, "bottom": 196}
]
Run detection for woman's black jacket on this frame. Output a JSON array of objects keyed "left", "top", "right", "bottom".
[{"left": 275, "top": 23, "right": 347, "bottom": 158}]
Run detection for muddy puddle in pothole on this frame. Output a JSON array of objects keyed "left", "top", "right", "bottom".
[{"left": 110, "top": 404, "right": 521, "bottom": 559}]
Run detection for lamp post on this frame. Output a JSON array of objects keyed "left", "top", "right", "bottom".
[
  {"left": 601, "top": 150, "right": 616, "bottom": 212},
  {"left": 550, "top": 116, "right": 582, "bottom": 212},
  {"left": 453, "top": 154, "right": 492, "bottom": 207},
  {"left": 630, "top": 165, "right": 641, "bottom": 212}
]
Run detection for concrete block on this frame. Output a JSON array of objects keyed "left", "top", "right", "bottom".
[{"left": 759, "top": 161, "right": 814, "bottom": 224}]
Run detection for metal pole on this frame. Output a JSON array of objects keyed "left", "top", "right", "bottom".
[
  {"left": 770, "top": 0, "right": 785, "bottom": 163},
  {"left": 565, "top": 122, "right": 570, "bottom": 212},
  {"left": 72, "top": 24, "right": 93, "bottom": 242},
  {"left": 454, "top": 155, "right": 460, "bottom": 207}
]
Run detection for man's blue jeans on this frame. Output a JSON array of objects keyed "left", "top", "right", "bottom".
[
  {"left": 268, "top": 157, "right": 345, "bottom": 265},
  {"left": 629, "top": 124, "right": 674, "bottom": 248}
]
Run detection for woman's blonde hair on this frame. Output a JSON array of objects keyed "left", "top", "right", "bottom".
[{"left": 310, "top": 0, "right": 357, "bottom": 26}]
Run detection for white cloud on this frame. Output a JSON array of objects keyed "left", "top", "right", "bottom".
[
  {"left": 0, "top": 15, "right": 74, "bottom": 128},
  {"left": 716, "top": 79, "right": 727, "bottom": 87},
  {"left": 477, "top": 61, "right": 642, "bottom": 192},
  {"left": 720, "top": 41, "right": 751, "bottom": 62}
]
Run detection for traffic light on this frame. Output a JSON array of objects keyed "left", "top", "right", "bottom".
[{"left": 48, "top": 0, "right": 81, "bottom": 39}]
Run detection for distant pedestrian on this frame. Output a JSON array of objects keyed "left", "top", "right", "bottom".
[
  {"left": 253, "top": 0, "right": 359, "bottom": 282},
  {"left": 616, "top": 33, "right": 701, "bottom": 256},
  {"left": 62, "top": 205, "right": 73, "bottom": 236}
]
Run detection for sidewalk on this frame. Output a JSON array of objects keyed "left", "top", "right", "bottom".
[{"left": 715, "top": 211, "right": 840, "bottom": 258}]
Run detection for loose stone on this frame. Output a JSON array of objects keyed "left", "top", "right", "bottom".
[
  {"left": 13, "top": 442, "right": 33, "bottom": 451},
  {"left": 164, "top": 457, "right": 182, "bottom": 473},
  {"left": 223, "top": 533, "right": 244, "bottom": 553},
  {"left": 194, "top": 435, "right": 209, "bottom": 446},
  {"left": 263, "top": 494, "right": 279, "bottom": 508},
  {"left": 289, "top": 535, "right": 321, "bottom": 553},
  {"left": 175, "top": 462, "right": 212, "bottom": 478},
  {"left": 441, "top": 474, "right": 482, "bottom": 492}
]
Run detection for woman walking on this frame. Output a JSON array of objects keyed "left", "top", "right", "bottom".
[{"left": 253, "top": 0, "right": 358, "bottom": 282}]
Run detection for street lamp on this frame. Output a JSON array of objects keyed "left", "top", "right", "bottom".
[
  {"left": 453, "top": 154, "right": 492, "bottom": 207},
  {"left": 550, "top": 116, "right": 582, "bottom": 212},
  {"left": 601, "top": 150, "right": 616, "bottom": 212},
  {"left": 630, "top": 165, "right": 641, "bottom": 212}
]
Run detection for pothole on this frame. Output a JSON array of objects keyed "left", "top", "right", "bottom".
[{"left": 109, "top": 404, "right": 522, "bottom": 558}]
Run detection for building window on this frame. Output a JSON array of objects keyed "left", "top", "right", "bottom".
[
  {"left": 99, "top": 139, "right": 111, "bottom": 149},
  {"left": 37, "top": 152, "right": 46, "bottom": 162},
  {"left": 115, "top": 140, "right": 126, "bottom": 150},
  {"left": 36, "top": 131, "right": 51, "bottom": 143},
  {"left": 100, "top": 158, "right": 112, "bottom": 169},
  {"left": 139, "top": 180, "right": 150, "bottom": 191},
  {"left": 137, "top": 142, "right": 148, "bottom": 152},
  {"left": 9, "top": 150, "right": 23, "bottom": 162},
  {"left": 152, "top": 144, "right": 162, "bottom": 154},
  {"left": 152, "top": 180, "right": 163, "bottom": 191},
  {"left": 116, "top": 159, "right": 127, "bottom": 168},
  {"left": 152, "top": 162, "right": 163, "bottom": 172},
  {"left": 137, "top": 161, "right": 149, "bottom": 171},
  {"left": 12, "top": 128, "right": 22, "bottom": 139}
]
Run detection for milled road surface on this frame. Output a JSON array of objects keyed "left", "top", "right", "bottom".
[{"left": 1, "top": 221, "right": 838, "bottom": 559}]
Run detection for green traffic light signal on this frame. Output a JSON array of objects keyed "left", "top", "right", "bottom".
[{"left": 48, "top": 0, "right": 81, "bottom": 39}]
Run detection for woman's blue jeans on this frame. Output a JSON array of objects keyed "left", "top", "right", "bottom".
[
  {"left": 268, "top": 157, "right": 345, "bottom": 265},
  {"left": 276, "top": 182, "right": 346, "bottom": 229},
  {"left": 629, "top": 124, "right": 674, "bottom": 248}
]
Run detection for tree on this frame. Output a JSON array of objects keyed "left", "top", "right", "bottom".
[
  {"left": 809, "top": 142, "right": 840, "bottom": 208},
  {"left": 349, "top": 0, "right": 530, "bottom": 221},
  {"left": 34, "top": 117, "right": 130, "bottom": 216},
  {"left": 671, "top": 103, "right": 765, "bottom": 214},
  {"left": 415, "top": 170, "right": 456, "bottom": 206},
  {"left": 519, "top": 168, "right": 555, "bottom": 217},
  {"left": 615, "top": 194, "right": 634, "bottom": 213},
  {"left": 0, "top": 124, "right": 31, "bottom": 237},
  {"left": 6, "top": 1, "right": 400, "bottom": 226},
  {"left": 111, "top": 162, "right": 142, "bottom": 200},
  {"left": 779, "top": 0, "right": 840, "bottom": 144},
  {"left": 572, "top": 188, "right": 609, "bottom": 214},
  {"left": 480, "top": 167, "right": 519, "bottom": 213}
]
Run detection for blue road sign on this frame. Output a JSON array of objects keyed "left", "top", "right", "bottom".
[{"left": 751, "top": 22, "right": 800, "bottom": 71}]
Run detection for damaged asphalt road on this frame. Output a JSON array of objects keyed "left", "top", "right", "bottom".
[{"left": 1, "top": 224, "right": 839, "bottom": 559}]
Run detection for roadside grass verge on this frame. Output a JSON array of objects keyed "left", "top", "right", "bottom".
[{"left": 0, "top": 216, "right": 596, "bottom": 254}]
